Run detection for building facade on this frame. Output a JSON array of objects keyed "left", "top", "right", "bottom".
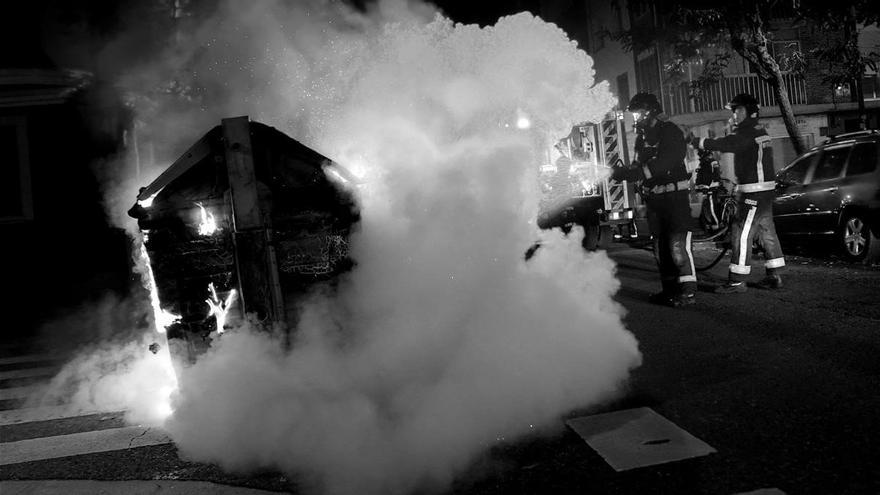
[{"left": 582, "top": 1, "right": 880, "bottom": 173}]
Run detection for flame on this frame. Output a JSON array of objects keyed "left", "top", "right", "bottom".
[
  {"left": 196, "top": 202, "right": 218, "bottom": 236},
  {"left": 516, "top": 109, "right": 531, "bottom": 129},
  {"left": 325, "top": 167, "right": 349, "bottom": 185},
  {"left": 138, "top": 192, "right": 159, "bottom": 208},
  {"left": 206, "top": 282, "right": 237, "bottom": 334},
  {"left": 137, "top": 238, "right": 180, "bottom": 422},
  {"left": 154, "top": 383, "right": 176, "bottom": 421},
  {"left": 139, "top": 242, "right": 180, "bottom": 334}
]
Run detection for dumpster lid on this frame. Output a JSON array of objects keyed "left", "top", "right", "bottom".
[{"left": 137, "top": 118, "right": 360, "bottom": 202}]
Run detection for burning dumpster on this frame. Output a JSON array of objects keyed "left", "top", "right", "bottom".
[{"left": 129, "top": 116, "right": 359, "bottom": 365}]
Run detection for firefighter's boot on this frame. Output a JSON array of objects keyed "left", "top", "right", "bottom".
[
  {"left": 674, "top": 281, "right": 697, "bottom": 306},
  {"left": 671, "top": 292, "right": 696, "bottom": 307},
  {"left": 648, "top": 291, "right": 673, "bottom": 305},
  {"left": 755, "top": 274, "right": 783, "bottom": 290},
  {"left": 714, "top": 281, "right": 747, "bottom": 294},
  {"left": 649, "top": 290, "right": 695, "bottom": 307},
  {"left": 649, "top": 278, "right": 679, "bottom": 305}
]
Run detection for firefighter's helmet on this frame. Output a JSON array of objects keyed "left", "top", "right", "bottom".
[
  {"left": 626, "top": 93, "right": 663, "bottom": 127},
  {"left": 726, "top": 93, "right": 760, "bottom": 116},
  {"left": 626, "top": 93, "right": 662, "bottom": 115}
]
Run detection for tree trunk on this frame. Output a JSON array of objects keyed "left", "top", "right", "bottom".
[
  {"left": 730, "top": 25, "right": 806, "bottom": 155},
  {"left": 727, "top": 6, "right": 806, "bottom": 156},
  {"left": 770, "top": 70, "right": 806, "bottom": 155}
]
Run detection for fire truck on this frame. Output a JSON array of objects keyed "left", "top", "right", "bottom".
[{"left": 537, "top": 113, "right": 636, "bottom": 250}]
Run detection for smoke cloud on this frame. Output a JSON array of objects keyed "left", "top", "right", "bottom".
[
  {"left": 95, "top": 1, "right": 646, "bottom": 494},
  {"left": 28, "top": 294, "right": 176, "bottom": 426},
  {"left": 38, "top": 0, "right": 642, "bottom": 493}
]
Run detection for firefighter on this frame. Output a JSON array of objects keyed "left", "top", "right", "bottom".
[
  {"left": 612, "top": 93, "right": 696, "bottom": 307},
  {"left": 693, "top": 147, "right": 723, "bottom": 232},
  {"left": 689, "top": 93, "right": 785, "bottom": 292}
]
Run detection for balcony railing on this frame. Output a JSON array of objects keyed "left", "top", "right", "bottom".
[{"left": 666, "top": 72, "right": 807, "bottom": 116}]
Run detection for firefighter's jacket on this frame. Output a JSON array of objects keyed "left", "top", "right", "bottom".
[
  {"left": 694, "top": 150, "right": 721, "bottom": 190},
  {"left": 699, "top": 118, "right": 775, "bottom": 193},
  {"left": 637, "top": 119, "right": 689, "bottom": 186}
]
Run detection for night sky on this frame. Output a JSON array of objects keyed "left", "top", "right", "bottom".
[{"left": 1, "top": 0, "right": 553, "bottom": 71}]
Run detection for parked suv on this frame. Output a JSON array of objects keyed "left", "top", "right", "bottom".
[{"left": 773, "top": 130, "right": 880, "bottom": 261}]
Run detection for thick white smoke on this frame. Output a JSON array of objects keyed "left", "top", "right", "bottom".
[
  {"left": 28, "top": 294, "right": 176, "bottom": 426},
  {"left": 129, "top": 2, "right": 646, "bottom": 494}
]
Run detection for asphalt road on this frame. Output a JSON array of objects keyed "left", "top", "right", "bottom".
[
  {"left": 451, "top": 242, "right": 880, "bottom": 494},
  {"left": 2, "top": 242, "right": 879, "bottom": 495}
]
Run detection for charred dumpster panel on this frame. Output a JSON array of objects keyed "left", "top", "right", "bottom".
[{"left": 130, "top": 117, "right": 358, "bottom": 365}]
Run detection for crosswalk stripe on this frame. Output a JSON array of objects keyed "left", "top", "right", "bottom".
[
  {"left": 0, "top": 405, "right": 104, "bottom": 426},
  {"left": 0, "top": 367, "right": 58, "bottom": 381},
  {"left": 0, "top": 385, "right": 43, "bottom": 401},
  {"left": 0, "top": 350, "right": 175, "bottom": 467},
  {"left": 0, "top": 354, "right": 64, "bottom": 366},
  {"left": 0, "top": 425, "right": 172, "bottom": 465}
]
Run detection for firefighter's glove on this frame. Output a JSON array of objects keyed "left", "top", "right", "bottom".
[
  {"left": 610, "top": 165, "right": 629, "bottom": 182},
  {"left": 639, "top": 146, "right": 657, "bottom": 161},
  {"left": 694, "top": 168, "right": 713, "bottom": 189}
]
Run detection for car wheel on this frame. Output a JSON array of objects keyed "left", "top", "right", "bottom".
[
  {"left": 868, "top": 229, "right": 880, "bottom": 264},
  {"left": 839, "top": 213, "right": 872, "bottom": 261},
  {"left": 582, "top": 223, "right": 599, "bottom": 250},
  {"left": 581, "top": 224, "right": 612, "bottom": 251},
  {"left": 597, "top": 225, "right": 613, "bottom": 249}
]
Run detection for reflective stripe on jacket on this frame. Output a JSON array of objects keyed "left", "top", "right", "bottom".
[
  {"left": 650, "top": 179, "right": 691, "bottom": 195},
  {"left": 700, "top": 119, "right": 775, "bottom": 192},
  {"left": 635, "top": 119, "right": 689, "bottom": 184}
]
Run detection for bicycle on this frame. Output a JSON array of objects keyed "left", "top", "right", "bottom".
[
  {"left": 632, "top": 178, "right": 737, "bottom": 271},
  {"left": 691, "top": 178, "right": 738, "bottom": 271}
]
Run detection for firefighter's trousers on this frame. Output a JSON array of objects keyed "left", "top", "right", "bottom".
[
  {"left": 728, "top": 190, "right": 785, "bottom": 281},
  {"left": 646, "top": 190, "right": 697, "bottom": 295}
]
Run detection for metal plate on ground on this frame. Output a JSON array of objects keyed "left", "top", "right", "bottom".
[{"left": 566, "top": 407, "right": 716, "bottom": 471}]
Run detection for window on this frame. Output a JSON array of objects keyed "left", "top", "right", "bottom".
[
  {"left": 630, "top": 0, "right": 651, "bottom": 21},
  {"left": 778, "top": 151, "right": 817, "bottom": 185},
  {"left": 862, "top": 74, "right": 879, "bottom": 101},
  {"left": 592, "top": 19, "right": 605, "bottom": 52},
  {"left": 812, "top": 146, "right": 850, "bottom": 182},
  {"left": 0, "top": 117, "right": 32, "bottom": 222},
  {"left": 617, "top": 73, "right": 630, "bottom": 111},
  {"left": 845, "top": 142, "right": 879, "bottom": 176},
  {"left": 613, "top": 0, "right": 624, "bottom": 32},
  {"left": 636, "top": 49, "right": 660, "bottom": 95}
]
